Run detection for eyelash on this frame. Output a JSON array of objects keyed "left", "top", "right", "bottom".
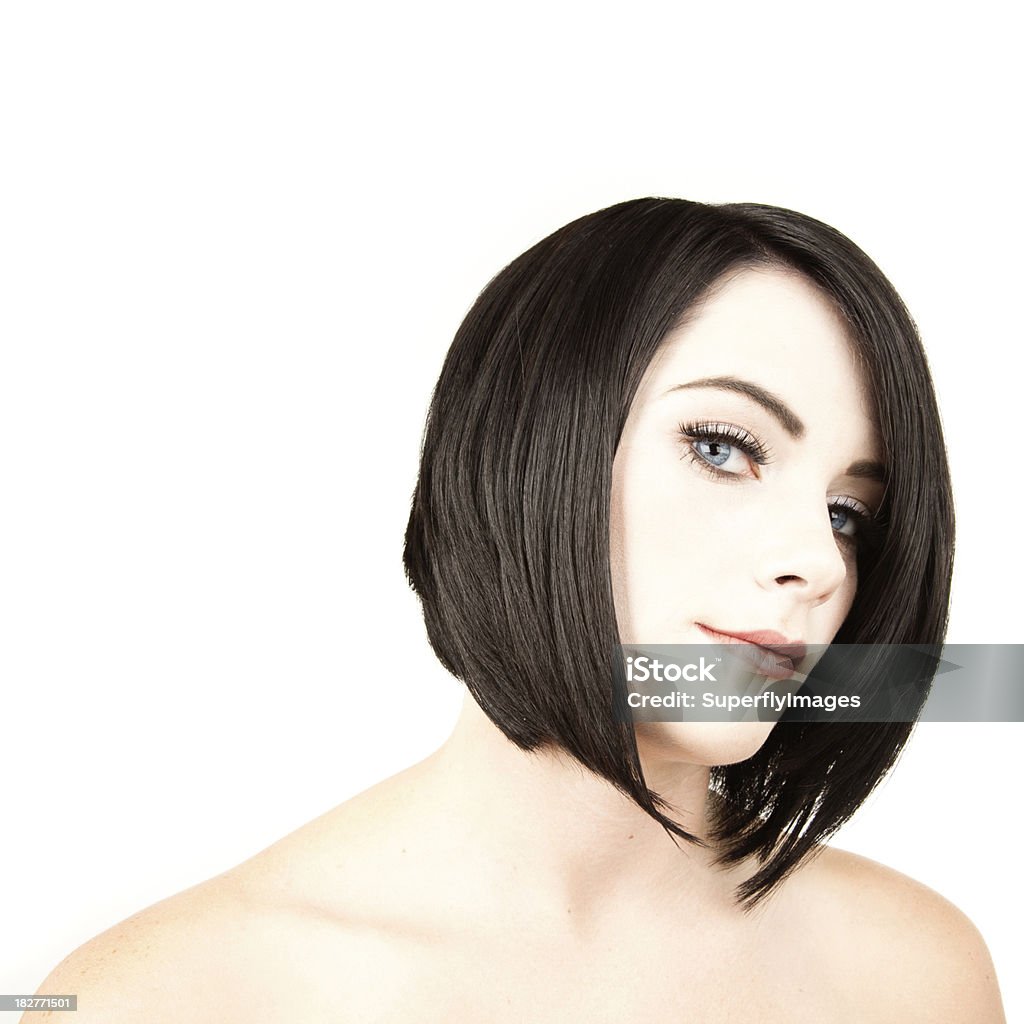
[
  {"left": 677, "top": 420, "right": 882, "bottom": 550},
  {"left": 679, "top": 420, "right": 774, "bottom": 471}
]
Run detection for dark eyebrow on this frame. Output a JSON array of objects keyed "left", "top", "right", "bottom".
[
  {"left": 844, "top": 459, "right": 888, "bottom": 484},
  {"left": 665, "top": 376, "right": 806, "bottom": 438},
  {"left": 664, "top": 375, "right": 888, "bottom": 483}
]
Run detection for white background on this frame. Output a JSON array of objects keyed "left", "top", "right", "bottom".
[{"left": 1, "top": 1, "right": 1019, "bottom": 1018}]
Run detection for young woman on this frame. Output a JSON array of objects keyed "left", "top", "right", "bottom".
[{"left": 30, "top": 199, "right": 1005, "bottom": 1022}]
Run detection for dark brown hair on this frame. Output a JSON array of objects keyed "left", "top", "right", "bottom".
[{"left": 403, "top": 198, "right": 954, "bottom": 905}]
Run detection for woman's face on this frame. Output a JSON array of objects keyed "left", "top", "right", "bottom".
[{"left": 611, "top": 266, "right": 885, "bottom": 765}]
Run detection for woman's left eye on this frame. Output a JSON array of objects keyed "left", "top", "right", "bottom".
[{"left": 829, "top": 500, "right": 872, "bottom": 541}]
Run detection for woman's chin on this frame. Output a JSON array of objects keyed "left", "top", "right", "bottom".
[{"left": 634, "top": 720, "right": 776, "bottom": 767}]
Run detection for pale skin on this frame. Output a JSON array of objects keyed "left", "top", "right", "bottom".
[{"left": 28, "top": 269, "right": 1005, "bottom": 1022}]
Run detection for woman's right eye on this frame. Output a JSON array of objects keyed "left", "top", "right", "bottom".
[
  {"left": 679, "top": 421, "right": 772, "bottom": 480},
  {"left": 692, "top": 438, "right": 748, "bottom": 473}
]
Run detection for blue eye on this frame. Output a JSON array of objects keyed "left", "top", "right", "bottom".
[
  {"left": 681, "top": 421, "right": 771, "bottom": 474},
  {"left": 830, "top": 505, "right": 857, "bottom": 536},
  {"left": 829, "top": 499, "right": 877, "bottom": 548},
  {"left": 694, "top": 438, "right": 733, "bottom": 467}
]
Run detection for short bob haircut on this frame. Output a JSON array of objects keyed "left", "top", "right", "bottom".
[{"left": 403, "top": 197, "right": 954, "bottom": 907}]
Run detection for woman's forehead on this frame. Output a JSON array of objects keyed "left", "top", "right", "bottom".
[{"left": 650, "top": 269, "right": 872, "bottom": 400}]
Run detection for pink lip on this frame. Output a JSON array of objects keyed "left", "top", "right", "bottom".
[{"left": 697, "top": 623, "right": 807, "bottom": 674}]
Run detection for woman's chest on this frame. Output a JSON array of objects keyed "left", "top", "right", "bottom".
[
  {"left": 386, "top": 955, "right": 847, "bottom": 1024},
  {"left": 244, "top": 913, "right": 857, "bottom": 1024}
]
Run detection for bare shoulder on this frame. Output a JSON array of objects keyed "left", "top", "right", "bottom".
[
  {"left": 790, "top": 846, "right": 1005, "bottom": 1023},
  {"left": 25, "top": 874, "right": 270, "bottom": 1024},
  {"left": 26, "top": 772, "right": 441, "bottom": 1024}
]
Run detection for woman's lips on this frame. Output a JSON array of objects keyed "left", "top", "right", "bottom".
[{"left": 696, "top": 623, "right": 806, "bottom": 680}]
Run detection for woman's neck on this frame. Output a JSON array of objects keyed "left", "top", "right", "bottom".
[{"left": 411, "top": 693, "right": 745, "bottom": 933}]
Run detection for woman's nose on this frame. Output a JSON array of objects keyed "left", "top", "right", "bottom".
[{"left": 754, "top": 507, "right": 850, "bottom": 605}]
